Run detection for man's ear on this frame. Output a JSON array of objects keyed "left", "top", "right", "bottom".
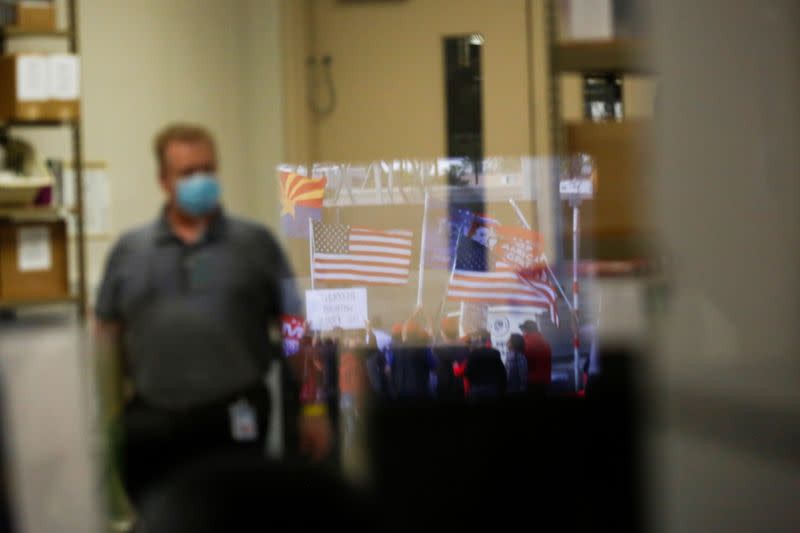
[{"left": 158, "top": 174, "right": 167, "bottom": 191}]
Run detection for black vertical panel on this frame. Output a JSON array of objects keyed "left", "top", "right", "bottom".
[
  {"left": 443, "top": 36, "right": 483, "bottom": 164},
  {"left": 443, "top": 36, "right": 486, "bottom": 274}
]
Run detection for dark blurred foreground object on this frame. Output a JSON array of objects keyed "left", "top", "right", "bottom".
[
  {"left": 135, "top": 453, "right": 379, "bottom": 533},
  {"left": 0, "top": 387, "right": 13, "bottom": 533},
  {"left": 367, "top": 347, "right": 643, "bottom": 533},
  {"left": 134, "top": 349, "right": 641, "bottom": 533},
  {"left": 122, "top": 381, "right": 272, "bottom": 506}
]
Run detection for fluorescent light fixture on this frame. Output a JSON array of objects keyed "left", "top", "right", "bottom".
[{"left": 469, "top": 33, "right": 485, "bottom": 46}]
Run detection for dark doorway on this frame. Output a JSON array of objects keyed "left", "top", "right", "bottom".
[{"left": 443, "top": 34, "right": 484, "bottom": 165}]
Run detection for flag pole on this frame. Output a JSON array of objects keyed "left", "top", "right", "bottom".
[
  {"left": 435, "top": 226, "right": 463, "bottom": 334},
  {"left": 309, "top": 217, "right": 316, "bottom": 290},
  {"left": 416, "top": 190, "right": 430, "bottom": 307},
  {"left": 571, "top": 202, "right": 581, "bottom": 389},
  {"left": 508, "top": 198, "right": 573, "bottom": 312},
  {"left": 509, "top": 197, "right": 582, "bottom": 390}
]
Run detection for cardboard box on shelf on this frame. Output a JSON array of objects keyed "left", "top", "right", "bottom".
[
  {"left": 43, "top": 99, "right": 78, "bottom": 120},
  {"left": 45, "top": 54, "right": 80, "bottom": 120},
  {"left": 0, "top": 218, "right": 69, "bottom": 302},
  {"left": 0, "top": 54, "right": 80, "bottom": 122},
  {"left": 0, "top": 54, "right": 49, "bottom": 121},
  {"left": 0, "top": 1, "right": 56, "bottom": 31},
  {"left": 558, "top": 0, "right": 614, "bottom": 41}
]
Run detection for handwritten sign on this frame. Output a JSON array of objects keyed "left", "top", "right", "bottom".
[
  {"left": 305, "top": 288, "right": 368, "bottom": 331},
  {"left": 559, "top": 179, "right": 594, "bottom": 199}
]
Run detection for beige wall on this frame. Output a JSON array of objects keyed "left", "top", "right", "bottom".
[
  {"left": 8, "top": 0, "right": 286, "bottom": 299},
  {"left": 299, "top": 0, "right": 531, "bottom": 162},
  {"left": 280, "top": 0, "right": 315, "bottom": 166},
  {"left": 79, "top": 1, "right": 249, "bottom": 221},
  {"left": 239, "top": 0, "right": 287, "bottom": 227},
  {"left": 285, "top": 0, "right": 659, "bottom": 161}
]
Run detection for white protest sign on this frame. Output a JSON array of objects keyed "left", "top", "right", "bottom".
[
  {"left": 305, "top": 288, "right": 368, "bottom": 331},
  {"left": 559, "top": 179, "right": 594, "bottom": 199}
]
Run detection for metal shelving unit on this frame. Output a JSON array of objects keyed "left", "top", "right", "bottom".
[
  {"left": 0, "top": 0, "right": 87, "bottom": 319},
  {"left": 545, "top": 1, "right": 654, "bottom": 153},
  {"left": 553, "top": 39, "right": 651, "bottom": 74},
  {"left": 0, "top": 119, "right": 77, "bottom": 127},
  {"left": 0, "top": 26, "right": 72, "bottom": 39},
  {"left": 545, "top": 0, "right": 655, "bottom": 263},
  {"left": 0, "top": 295, "right": 79, "bottom": 308},
  {"left": 0, "top": 206, "right": 67, "bottom": 219}
]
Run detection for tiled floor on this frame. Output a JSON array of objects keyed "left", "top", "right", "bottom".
[
  {"left": 0, "top": 307, "right": 101, "bottom": 533},
  {"left": 0, "top": 305, "right": 288, "bottom": 533}
]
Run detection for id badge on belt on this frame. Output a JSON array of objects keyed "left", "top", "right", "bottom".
[{"left": 228, "top": 398, "right": 259, "bottom": 442}]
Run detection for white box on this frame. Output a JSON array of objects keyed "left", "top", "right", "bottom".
[
  {"left": 47, "top": 54, "right": 80, "bottom": 101},
  {"left": 565, "top": 0, "right": 614, "bottom": 40}
]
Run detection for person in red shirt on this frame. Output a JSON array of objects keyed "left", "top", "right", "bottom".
[
  {"left": 519, "top": 320, "right": 552, "bottom": 396},
  {"left": 339, "top": 332, "right": 369, "bottom": 451}
]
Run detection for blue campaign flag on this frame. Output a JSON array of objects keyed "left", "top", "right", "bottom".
[
  {"left": 424, "top": 206, "right": 498, "bottom": 270},
  {"left": 450, "top": 208, "right": 476, "bottom": 233}
]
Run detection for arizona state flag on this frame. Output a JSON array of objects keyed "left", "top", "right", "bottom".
[{"left": 279, "top": 171, "right": 327, "bottom": 238}]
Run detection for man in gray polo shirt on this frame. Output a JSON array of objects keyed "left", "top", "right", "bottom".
[{"left": 95, "top": 124, "right": 331, "bottom": 504}]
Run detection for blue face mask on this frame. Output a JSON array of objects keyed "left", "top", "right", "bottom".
[{"left": 176, "top": 174, "right": 221, "bottom": 216}]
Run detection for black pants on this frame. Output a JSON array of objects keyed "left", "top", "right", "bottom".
[
  {"left": 526, "top": 383, "right": 549, "bottom": 399},
  {"left": 121, "top": 383, "right": 271, "bottom": 507}
]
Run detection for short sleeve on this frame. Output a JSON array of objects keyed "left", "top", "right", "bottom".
[{"left": 94, "top": 240, "right": 127, "bottom": 322}]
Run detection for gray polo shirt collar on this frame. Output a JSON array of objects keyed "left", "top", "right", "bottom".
[{"left": 154, "top": 206, "right": 228, "bottom": 246}]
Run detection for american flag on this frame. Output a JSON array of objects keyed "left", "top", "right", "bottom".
[
  {"left": 312, "top": 221, "right": 413, "bottom": 285},
  {"left": 446, "top": 228, "right": 559, "bottom": 324}
]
